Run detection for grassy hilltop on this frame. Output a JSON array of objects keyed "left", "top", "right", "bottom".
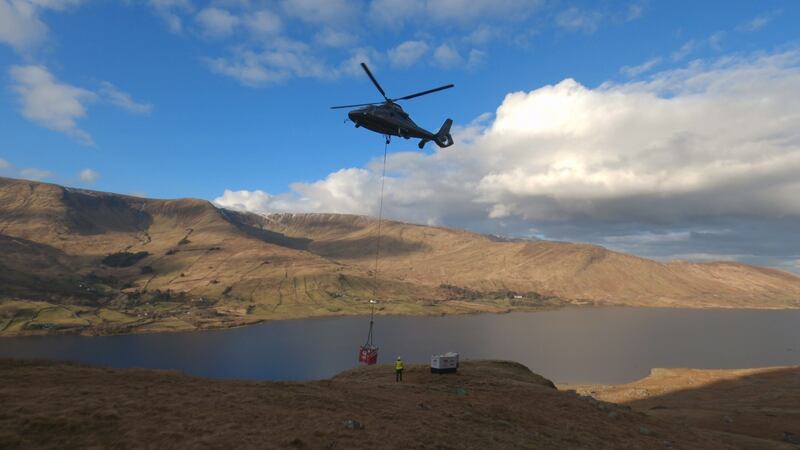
[{"left": 3, "top": 359, "right": 780, "bottom": 449}]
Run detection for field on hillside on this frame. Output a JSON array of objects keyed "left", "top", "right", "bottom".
[{"left": 0, "top": 294, "right": 563, "bottom": 336}]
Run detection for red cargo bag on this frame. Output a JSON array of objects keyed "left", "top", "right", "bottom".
[{"left": 358, "top": 345, "right": 378, "bottom": 365}]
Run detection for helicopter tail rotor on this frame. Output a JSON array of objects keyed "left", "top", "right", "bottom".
[
  {"left": 418, "top": 118, "right": 454, "bottom": 150},
  {"left": 434, "top": 118, "right": 454, "bottom": 148}
]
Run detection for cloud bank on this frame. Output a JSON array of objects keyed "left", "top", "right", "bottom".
[
  {"left": 0, "top": 0, "right": 84, "bottom": 52},
  {"left": 9, "top": 65, "right": 152, "bottom": 144},
  {"left": 216, "top": 50, "right": 800, "bottom": 271},
  {"left": 145, "top": 0, "right": 625, "bottom": 86}
]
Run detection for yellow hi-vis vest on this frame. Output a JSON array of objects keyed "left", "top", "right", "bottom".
[{"left": 395, "top": 360, "right": 404, "bottom": 370}]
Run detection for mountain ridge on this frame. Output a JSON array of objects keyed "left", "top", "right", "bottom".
[{"left": 2, "top": 176, "right": 799, "bottom": 336}]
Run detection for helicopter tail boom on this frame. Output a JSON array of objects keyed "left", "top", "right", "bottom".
[
  {"left": 417, "top": 118, "right": 454, "bottom": 149},
  {"left": 434, "top": 118, "right": 454, "bottom": 148}
]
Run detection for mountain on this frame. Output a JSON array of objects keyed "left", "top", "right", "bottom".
[{"left": 2, "top": 176, "right": 799, "bottom": 335}]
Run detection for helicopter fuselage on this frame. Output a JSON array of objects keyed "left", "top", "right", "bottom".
[
  {"left": 348, "top": 103, "right": 435, "bottom": 141},
  {"left": 332, "top": 62, "right": 454, "bottom": 149}
]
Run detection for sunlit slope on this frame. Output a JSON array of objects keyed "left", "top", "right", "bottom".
[
  {"left": 261, "top": 212, "right": 800, "bottom": 307},
  {"left": 0, "top": 177, "right": 400, "bottom": 331},
  {"left": 2, "top": 175, "right": 800, "bottom": 335}
]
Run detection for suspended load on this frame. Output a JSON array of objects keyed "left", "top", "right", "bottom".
[
  {"left": 339, "top": 62, "right": 454, "bottom": 366},
  {"left": 356, "top": 133, "right": 389, "bottom": 366},
  {"left": 359, "top": 299, "right": 378, "bottom": 365},
  {"left": 358, "top": 344, "right": 378, "bottom": 365}
]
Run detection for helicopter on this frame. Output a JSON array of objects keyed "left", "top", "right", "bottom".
[{"left": 331, "top": 63, "right": 455, "bottom": 149}]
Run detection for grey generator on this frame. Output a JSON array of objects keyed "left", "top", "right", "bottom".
[{"left": 430, "top": 352, "right": 459, "bottom": 374}]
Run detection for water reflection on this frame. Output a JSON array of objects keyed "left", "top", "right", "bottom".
[{"left": 1, "top": 307, "right": 798, "bottom": 383}]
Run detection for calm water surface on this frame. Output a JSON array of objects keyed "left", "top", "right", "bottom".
[{"left": 2, "top": 307, "right": 799, "bottom": 384}]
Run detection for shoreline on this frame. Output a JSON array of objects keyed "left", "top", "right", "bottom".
[
  {"left": 0, "top": 297, "right": 570, "bottom": 338},
  {"left": 4, "top": 299, "right": 800, "bottom": 338}
]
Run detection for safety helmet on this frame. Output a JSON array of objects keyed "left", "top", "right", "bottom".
[{"left": 397, "top": 356, "right": 401, "bottom": 360}]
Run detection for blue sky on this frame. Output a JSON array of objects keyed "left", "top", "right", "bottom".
[{"left": 2, "top": 0, "right": 800, "bottom": 272}]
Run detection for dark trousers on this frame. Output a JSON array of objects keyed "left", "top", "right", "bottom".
[{"left": 395, "top": 369, "right": 403, "bottom": 382}]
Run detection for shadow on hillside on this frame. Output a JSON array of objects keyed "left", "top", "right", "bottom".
[
  {"left": 224, "top": 209, "right": 429, "bottom": 258},
  {"left": 224, "top": 211, "right": 312, "bottom": 250},
  {"left": 308, "top": 236, "right": 430, "bottom": 259},
  {"left": 616, "top": 366, "right": 800, "bottom": 446},
  {"left": 62, "top": 190, "right": 153, "bottom": 235}
]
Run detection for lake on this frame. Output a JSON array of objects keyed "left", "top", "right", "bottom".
[{"left": 1, "top": 307, "right": 799, "bottom": 384}]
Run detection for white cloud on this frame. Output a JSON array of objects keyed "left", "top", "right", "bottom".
[
  {"left": 0, "top": 0, "right": 83, "bottom": 52},
  {"left": 556, "top": 7, "right": 604, "bottom": 34},
  {"left": 206, "top": 43, "right": 382, "bottom": 86},
  {"left": 433, "top": 44, "right": 461, "bottom": 69},
  {"left": 215, "top": 49, "right": 800, "bottom": 269},
  {"left": 388, "top": 40, "right": 429, "bottom": 68},
  {"left": 672, "top": 33, "right": 725, "bottom": 61},
  {"left": 0, "top": 158, "right": 9, "bottom": 169},
  {"left": 671, "top": 40, "right": 697, "bottom": 61},
  {"left": 9, "top": 65, "right": 153, "bottom": 144},
  {"left": 425, "top": 0, "right": 543, "bottom": 23},
  {"left": 98, "top": 82, "right": 153, "bottom": 114},
  {"left": 204, "top": 42, "right": 331, "bottom": 86},
  {"left": 368, "top": 0, "right": 544, "bottom": 27},
  {"left": 216, "top": 168, "right": 377, "bottom": 215},
  {"left": 464, "top": 25, "right": 496, "bottom": 45},
  {"left": 144, "top": 0, "right": 529, "bottom": 87},
  {"left": 367, "top": 0, "right": 420, "bottom": 27},
  {"left": 620, "top": 57, "right": 662, "bottom": 77},
  {"left": 149, "top": 0, "right": 193, "bottom": 33},
  {"left": 0, "top": 0, "right": 48, "bottom": 51},
  {"left": 196, "top": 7, "right": 238, "bottom": 37},
  {"left": 626, "top": 3, "right": 644, "bottom": 21},
  {"left": 245, "top": 9, "right": 282, "bottom": 35},
  {"left": 339, "top": 47, "right": 383, "bottom": 77},
  {"left": 19, "top": 167, "right": 52, "bottom": 180},
  {"left": 466, "top": 49, "right": 486, "bottom": 69},
  {"left": 26, "top": 0, "right": 83, "bottom": 8},
  {"left": 708, "top": 31, "right": 725, "bottom": 50},
  {"left": 79, "top": 168, "right": 99, "bottom": 183},
  {"left": 555, "top": 3, "right": 643, "bottom": 34},
  {"left": 737, "top": 10, "right": 781, "bottom": 32},
  {"left": 10, "top": 65, "right": 96, "bottom": 145},
  {"left": 281, "top": 0, "right": 357, "bottom": 25},
  {"left": 314, "top": 28, "right": 356, "bottom": 48}
]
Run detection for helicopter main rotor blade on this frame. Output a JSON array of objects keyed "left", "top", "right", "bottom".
[
  {"left": 330, "top": 102, "right": 383, "bottom": 109},
  {"left": 393, "top": 84, "right": 455, "bottom": 101},
  {"left": 361, "top": 62, "right": 388, "bottom": 101}
]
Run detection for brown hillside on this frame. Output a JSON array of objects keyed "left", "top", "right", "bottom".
[
  {"left": 564, "top": 365, "right": 800, "bottom": 448},
  {"left": 0, "top": 359, "right": 737, "bottom": 449},
  {"left": 2, "top": 176, "right": 800, "bottom": 336},
  {"left": 260, "top": 212, "right": 800, "bottom": 307}
]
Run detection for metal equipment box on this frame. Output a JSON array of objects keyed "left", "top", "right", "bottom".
[{"left": 430, "top": 352, "right": 459, "bottom": 373}]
